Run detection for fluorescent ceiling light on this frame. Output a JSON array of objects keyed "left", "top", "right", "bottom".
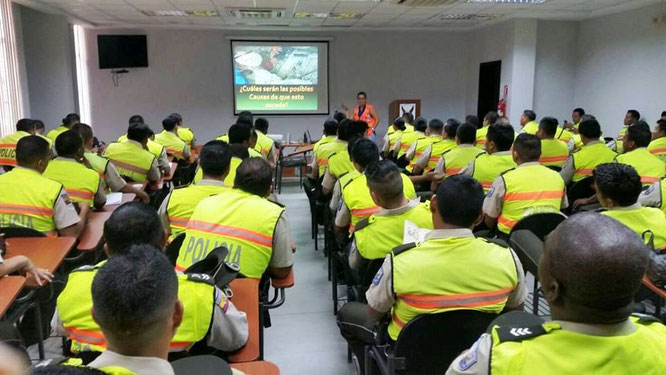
[
  {"left": 294, "top": 12, "right": 362, "bottom": 19},
  {"left": 433, "top": 13, "right": 501, "bottom": 20},
  {"left": 466, "top": 0, "right": 549, "bottom": 4},
  {"left": 142, "top": 10, "right": 220, "bottom": 17}
]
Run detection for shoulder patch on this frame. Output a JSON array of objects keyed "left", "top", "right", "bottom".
[
  {"left": 70, "top": 264, "right": 99, "bottom": 273},
  {"left": 458, "top": 338, "right": 481, "bottom": 371},
  {"left": 354, "top": 217, "right": 374, "bottom": 232},
  {"left": 392, "top": 242, "right": 417, "bottom": 256},
  {"left": 186, "top": 273, "right": 216, "bottom": 286},
  {"left": 495, "top": 325, "right": 547, "bottom": 343},
  {"left": 371, "top": 266, "right": 384, "bottom": 286}
]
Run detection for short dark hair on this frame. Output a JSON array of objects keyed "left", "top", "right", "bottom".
[
  {"left": 657, "top": 119, "right": 666, "bottom": 134},
  {"left": 200, "top": 141, "right": 232, "bottom": 177},
  {"left": 402, "top": 112, "right": 414, "bottom": 124},
  {"left": 16, "top": 118, "right": 35, "bottom": 133},
  {"left": 366, "top": 160, "right": 403, "bottom": 203},
  {"left": 627, "top": 109, "right": 641, "bottom": 121},
  {"left": 234, "top": 157, "right": 272, "bottom": 196},
  {"left": 33, "top": 119, "right": 45, "bottom": 131},
  {"left": 444, "top": 119, "right": 460, "bottom": 138},
  {"left": 351, "top": 139, "right": 379, "bottom": 169},
  {"left": 237, "top": 111, "right": 253, "bottom": 126},
  {"left": 465, "top": 115, "right": 480, "bottom": 129},
  {"left": 71, "top": 123, "right": 93, "bottom": 144},
  {"left": 333, "top": 111, "right": 346, "bottom": 122},
  {"left": 662, "top": 111, "right": 666, "bottom": 117},
  {"left": 539, "top": 117, "right": 559, "bottom": 138},
  {"left": 104, "top": 202, "right": 164, "bottom": 255},
  {"left": 593, "top": 163, "right": 641, "bottom": 207},
  {"left": 393, "top": 117, "right": 406, "bottom": 131},
  {"left": 337, "top": 119, "right": 351, "bottom": 141},
  {"left": 33, "top": 365, "right": 106, "bottom": 375},
  {"left": 513, "top": 133, "right": 541, "bottom": 162},
  {"left": 435, "top": 175, "right": 483, "bottom": 227},
  {"left": 62, "top": 113, "right": 80, "bottom": 126},
  {"left": 573, "top": 108, "right": 585, "bottom": 117},
  {"left": 324, "top": 119, "right": 339, "bottom": 136},
  {"left": 627, "top": 121, "right": 651, "bottom": 147},
  {"left": 347, "top": 121, "right": 368, "bottom": 139},
  {"left": 162, "top": 116, "right": 178, "bottom": 131},
  {"left": 484, "top": 111, "right": 499, "bottom": 125},
  {"left": 228, "top": 124, "right": 252, "bottom": 144},
  {"left": 229, "top": 143, "right": 250, "bottom": 159},
  {"left": 357, "top": 91, "right": 367, "bottom": 98},
  {"left": 92, "top": 246, "right": 177, "bottom": 342},
  {"left": 487, "top": 123, "right": 514, "bottom": 151},
  {"left": 523, "top": 110, "right": 536, "bottom": 121},
  {"left": 428, "top": 119, "right": 444, "bottom": 132},
  {"left": 456, "top": 123, "right": 477, "bottom": 145},
  {"left": 578, "top": 118, "right": 602, "bottom": 139},
  {"left": 129, "top": 115, "right": 144, "bottom": 125},
  {"left": 16, "top": 136, "right": 49, "bottom": 166},
  {"left": 169, "top": 113, "right": 182, "bottom": 123},
  {"left": 127, "top": 122, "right": 152, "bottom": 143},
  {"left": 55, "top": 130, "right": 83, "bottom": 157},
  {"left": 414, "top": 117, "right": 428, "bottom": 132},
  {"left": 254, "top": 118, "right": 269, "bottom": 133}
]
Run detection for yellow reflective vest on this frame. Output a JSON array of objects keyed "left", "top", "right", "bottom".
[
  {"left": 154, "top": 130, "right": 188, "bottom": 160},
  {"left": 426, "top": 139, "right": 457, "bottom": 172},
  {"left": 475, "top": 126, "right": 489, "bottom": 149},
  {"left": 84, "top": 152, "right": 111, "bottom": 192},
  {"left": 616, "top": 148, "right": 665, "bottom": 186},
  {"left": 166, "top": 182, "right": 228, "bottom": 241},
  {"left": 470, "top": 152, "right": 516, "bottom": 193},
  {"left": 390, "top": 236, "right": 519, "bottom": 340},
  {"left": 397, "top": 131, "right": 426, "bottom": 158},
  {"left": 497, "top": 164, "right": 565, "bottom": 234},
  {"left": 539, "top": 139, "right": 569, "bottom": 168},
  {"left": 313, "top": 135, "right": 336, "bottom": 155},
  {"left": 315, "top": 140, "right": 346, "bottom": 176},
  {"left": 442, "top": 145, "right": 484, "bottom": 177},
  {"left": 177, "top": 127, "right": 195, "bottom": 148},
  {"left": 602, "top": 206, "right": 666, "bottom": 249},
  {"left": 648, "top": 136, "right": 666, "bottom": 164},
  {"left": 571, "top": 142, "right": 617, "bottom": 183},
  {"left": 255, "top": 131, "right": 274, "bottom": 158},
  {"left": 176, "top": 189, "right": 284, "bottom": 278},
  {"left": 0, "top": 167, "right": 62, "bottom": 236},
  {"left": 615, "top": 126, "right": 629, "bottom": 154},
  {"left": 118, "top": 135, "right": 164, "bottom": 161},
  {"left": 43, "top": 158, "right": 100, "bottom": 206},
  {"left": 388, "top": 124, "right": 414, "bottom": 135},
  {"left": 554, "top": 127, "right": 574, "bottom": 144},
  {"left": 522, "top": 121, "right": 539, "bottom": 135},
  {"left": 0, "top": 131, "right": 31, "bottom": 167},
  {"left": 194, "top": 157, "right": 242, "bottom": 187},
  {"left": 406, "top": 136, "right": 442, "bottom": 173},
  {"left": 104, "top": 142, "right": 156, "bottom": 183},
  {"left": 47, "top": 126, "right": 69, "bottom": 142},
  {"left": 328, "top": 150, "right": 355, "bottom": 180}
]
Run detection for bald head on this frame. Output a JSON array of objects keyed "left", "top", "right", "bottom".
[{"left": 540, "top": 213, "right": 649, "bottom": 323}]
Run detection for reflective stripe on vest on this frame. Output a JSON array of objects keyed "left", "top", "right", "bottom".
[
  {"left": 104, "top": 142, "right": 155, "bottom": 183},
  {"left": 471, "top": 153, "right": 516, "bottom": 193},
  {"left": 648, "top": 137, "right": 666, "bottom": 163},
  {"left": 316, "top": 140, "right": 347, "bottom": 176},
  {"left": 572, "top": 143, "right": 617, "bottom": 182},
  {"left": 0, "top": 131, "right": 31, "bottom": 166},
  {"left": 539, "top": 139, "right": 570, "bottom": 167},
  {"left": 443, "top": 146, "right": 484, "bottom": 177},
  {"left": 475, "top": 126, "right": 489, "bottom": 148},
  {"left": 616, "top": 148, "right": 666, "bottom": 186},
  {"left": 43, "top": 159, "right": 100, "bottom": 205},
  {"left": 427, "top": 139, "right": 457, "bottom": 172},
  {"left": 407, "top": 136, "right": 442, "bottom": 172},
  {"left": 255, "top": 131, "right": 274, "bottom": 157},
  {"left": 397, "top": 132, "right": 426, "bottom": 158},
  {"left": 167, "top": 183, "right": 228, "bottom": 240}
]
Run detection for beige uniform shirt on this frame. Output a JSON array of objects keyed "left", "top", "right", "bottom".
[
  {"left": 103, "top": 161, "right": 128, "bottom": 192},
  {"left": 322, "top": 168, "right": 336, "bottom": 192},
  {"left": 89, "top": 350, "right": 175, "bottom": 375},
  {"left": 157, "top": 179, "right": 226, "bottom": 233},
  {"left": 330, "top": 179, "right": 344, "bottom": 213},
  {"left": 365, "top": 228, "right": 527, "bottom": 314},
  {"left": 433, "top": 144, "right": 475, "bottom": 176},
  {"left": 460, "top": 151, "right": 512, "bottom": 177},
  {"left": 270, "top": 213, "right": 295, "bottom": 268}
]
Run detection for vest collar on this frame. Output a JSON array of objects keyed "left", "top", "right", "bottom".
[
  {"left": 54, "top": 156, "right": 79, "bottom": 163},
  {"left": 491, "top": 151, "right": 512, "bottom": 156},
  {"left": 126, "top": 139, "right": 144, "bottom": 148},
  {"left": 424, "top": 228, "right": 474, "bottom": 241},
  {"left": 608, "top": 202, "right": 642, "bottom": 211},
  {"left": 12, "top": 166, "right": 42, "bottom": 176},
  {"left": 15, "top": 131, "right": 31, "bottom": 137},
  {"left": 584, "top": 141, "right": 603, "bottom": 147},
  {"left": 458, "top": 144, "right": 474, "bottom": 148},
  {"left": 89, "top": 349, "right": 175, "bottom": 375},
  {"left": 379, "top": 198, "right": 420, "bottom": 217},
  {"left": 196, "top": 179, "right": 226, "bottom": 187},
  {"left": 517, "top": 161, "right": 540, "bottom": 168},
  {"left": 553, "top": 318, "right": 636, "bottom": 337}
]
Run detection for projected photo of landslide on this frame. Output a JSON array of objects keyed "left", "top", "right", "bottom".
[{"left": 233, "top": 46, "right": 318, "bottom": 85}]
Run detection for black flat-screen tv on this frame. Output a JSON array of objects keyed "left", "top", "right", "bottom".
[{"left": 98, "top": 35, "right": 148, "bottom": 69}]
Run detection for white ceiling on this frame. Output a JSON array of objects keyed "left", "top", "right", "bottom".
[{"left": 20, "top": 0, "right": 663, "bottom": 30}]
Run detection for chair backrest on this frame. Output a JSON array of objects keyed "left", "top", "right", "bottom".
[
  {"left": 546, "top": 165, "right": 562, "bottom": 172},
  {"left": 165, "top": 233, "right": 186, "bottom": 266},
  {"left": 0, "top": 227, "right": 45, "bottom": 238},
  {"left": 508, "top": 212, "right": 566, "bottom": 242},
  {"left": 567, "top": 176, "right": 595, "bottom": 203},
  {"left": 172, "top": 355, "right": 232, "bottom": 375},
  {"left": 509, "top": 230, "right": 544, "bottom": 277},
  {"left": 393, "top": 310, "right": 498, "bottom": 375}
]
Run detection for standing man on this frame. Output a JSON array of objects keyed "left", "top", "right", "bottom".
[{"left": 343, "top": 91, "right": 380, "bottom": 140}]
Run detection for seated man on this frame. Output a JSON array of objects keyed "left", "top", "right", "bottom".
[
  {"left": 54, "top": 202, "right": 248, "bottom": 355},
  {"left": 193, "top": 144, "right": 248, "bottom": 187},
  {"left": 71, "top": 123, "right": 149, "bottom": 204},
  {"left": 406, "top": 119, "right": 447, "bottom": 175},
  {"left": 537, "top": 117, "right": 570, "bottom": 169},
  {"left": 381, "top": 117, "right": 405, "bottom": 160},
  {"left": 447, "top": 213, "right": 666, "bottom": 374},
  {"left": 119, "top": 115, "right": 170, "bottom": 175},
  {"left": 484, "top": 134, "right": 567, "bottom": 236},
  {"left": 431, "top": 123, "right": 484, "bottom": 191},
  {"left": 648, "top": 119, "right": 666, "bottom": 163},
  {"left": 0, "top": 136, "right": 85, "bottom": 237},
  {"left": 461, "top": 123, "right": 516, "bottom": 194},
  {"left": 218, "top": 124, "right": 262, "bottom": 158},
  {"left": 616, "top": 121, "right": 665, "bottom": 187},
  {"left": 159, "top": 141, "right": 231, "bottom": 241},
  {"left": 393, "top": 117, "right": 426, "bottom": 160},
  {"left": 475, "top": 111, "right": 499, "bottom": 149},
  {"left": 337, "top": 175, "right": 526, "bottom": 368},
  {"left": 154, "top": 115, "right": 191, "bottom": 161},
  {"left": 0, "top": 118, "right": 36, "bottom": 169},
  {"left": 336, "top": 139, "right": 416, "bottom": 233},
  {"left": 594, "top": 163, "right": 666, "bottom": 248},
  {"left": 614, "top": 109, "right": 641, "bottom": 154},
  {"left": 313, "top": 119, "right": 349, "bottom": 181},
  {"left": 177, "top": 158, "right": 293, "bottom": 279},
  {"left": 312, "top": 119, "right": 339, "bottom": 179},
  {"left": 350, "top": 160, "right": 433, "bottom": 272},
  {"left": 33, "top": 119, "right": 54, "bottom": 148},
  {"left": 105, "top": 122, "right": 161, "bottom": 183},
  {"left": 47, "top": 113, "right": 79, "bottom": 142},
  {"left": 172, "top": 113, "right": 197, "bottom": 150},
  {"left": 43, "top": 130, "right": 106, "bottom": 209},
  {"left": 323, "top": 121, "right": 369, "bottom": 196},
  {"left": 407, "top": 118, "right": 459, "bottom": 186},
  {"left": 560, "top": 117, "right": 616, "bottom": 186},
  {"left": 519, "top": 109, "right": 539, "bottom": 134},
  {"left": 253, "top": 117, "right": 276, "bottom": 163}
]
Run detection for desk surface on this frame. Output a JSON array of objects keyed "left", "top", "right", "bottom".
[
  {"left": 77, "top": 212, "right": 112, "bottom": 251},
  {"left": 0, "top": 276, "right": 26, "bottom": 317},
  {"left": 231, "top": 361, "right": 280, "bottom": 375},
  {"left": 229, "top": 278, "right": 260, "bottom": 363},
  {"left": 286, "top": 144, "right": 314, "bottom": 157},
  {"left": 99, "top": 193, "right": 135, "bottom": 213},
  {"left": 279, "top": 142, "right": 311, "bottom": 149},
  {"left": 6, "top": 237, "right": 76, "bottom": 287}
]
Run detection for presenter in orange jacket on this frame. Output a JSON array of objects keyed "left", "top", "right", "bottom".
[{"left": 343, "top": 91, "right": 380, "bottom": 141}]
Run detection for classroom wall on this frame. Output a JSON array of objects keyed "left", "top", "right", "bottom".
[{"left": 83, "top": 28, "right": 470, "bottom": 143}]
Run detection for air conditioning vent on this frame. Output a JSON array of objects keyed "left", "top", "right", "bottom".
[
  {"left": 226, "top": 8, "right": 286, "bottom": 19},
  {"left": 390, "top": 0, "right": 460, "bottom": 7}
]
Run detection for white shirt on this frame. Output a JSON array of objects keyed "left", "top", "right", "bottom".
[{"left": 88, "top": 349, "right": 174, "bottom": 375}]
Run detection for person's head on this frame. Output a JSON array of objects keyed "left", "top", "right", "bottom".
[
  {"left": 33, "top": 365, "right": 106, "bottom": 375},
  {"left": 129, "top": 115, "right": 144, "bottom": 125},
  {"left": 229, "top": 143, "right": 250, "bottom": 159},
  {"left": 71, "top": 123, "right": 94, "bottom": 150},
  {"left": 431, "top": 175, "right": 484, "bottom": 229},
  {"left": 483, "top": 111, "right": 499, "bottom": 127},
  {"left": 414, "top": 117, "right": 428, "bottom": 133},
  {"left": 578, "top": 117, "right": 602, "bottom": 143},
  {"left": 234, "top": 157, "right": 272, "bottom": 197},
  {"left": 15, "top": 118, "right": 35, "bottom": 134},
  {"left": 169, "top": 113, "right": 183, "bottom": 126},
  {"left": 228, "top": 124, "right": 252, "bottom": 146},
  {"left": 366, "top": 160, "right": 405, "bottom": 208},
  {"left": 33, "top": 120, "right": 45, "bottom": 135},
  {"left": 443, "top": 119, "right": 460, "bottom": 140},
  {"left": 520, "top": 110, "right": 536, "bottom": 126},
  {"left": 200, "top": 141, "right": 232, "bottom": 180},
  {"left": 495, "top": 116, "right": 511, "bottom": 126},
  {"left": 661, "top": 111, "right": 666, "bottom": 122},
  {"left": 512, "top": 133, "right": 541, "bottom": 164},
  {"left": 16, "top": 136, "right": 51, "bottom": 172},
  {"left": 337, "top": 119, "right": 350, "bottom": 141},
  {"left": 486, "top": 123, "right": 514, "bottom": 153},
  {"left": 540, "top": 213, "right": 649, "bottom": 324},
  {"left": 392, "top": 117, "right": 406, "bottom": 132},
  {"left": 654, "top": 119, "right": 666, "bottom": 139},
  {"left": 333, "top": 111, "right": 346, "bottom": 123},
  {"left": 62, "top": 113, "right": 80, "bottom": 128},
  {"left": 402, "top": 112, "right": 414, "bottom": 125},
  {"left": 427, "top": 119, "right": 444, "bottom": 136},
  {"left": 323, "top": 119, "right": 339, "bottom": 136},
  {"left": 162, "top": 116, "right": 178, "bottom": 132},
  {"left": 92, "top": 246, "right": 181, "bottom": 357},
  {"left": 356, "top": 91, "right": 367, "bottom": 107},
  {"left": 622, "top": 121, "right": 651, "bottom": 152},
  {"left": 572, "top": 108, "right": 585, "bottom": 124},
  {"left": 237, "top": 111, "right": 253, "bottom": 126},
  {"left": 625, "top": 109, "right": 640, "bottom": 126},
  {"left": 347, "top": 120, "right": 369, "bottom": 140},
  {"left": 537, "top": 117, "right": 559, "bottom": 139},
  {"left": 465, "top": 115, "right": 480, "bottom": 129},
  {"left": 593, "top": 163, "right": 641, "bottom": 209},
  {"left": 455, "top": 123, "right": 477, "bottom": 146},
  {"left": 55, "top": 130, "right": 84, "bottom": 159},
  {"left": 351, "top": 138, "right": 379, "bottom": 172},
  {"left": 254, "top": 118, "right": 269, "bottom": 134},
  {"left": 127, "top": 122, "right": 152, "bottom": 145},
  {"left": 103, "top": 202, "right": 165, "bottom": 256}
]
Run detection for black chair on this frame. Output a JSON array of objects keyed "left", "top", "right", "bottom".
[
  {"left": 365, "top": 310, "right": 498, "bottom": 375},
  {"left": 567, "top": 176, "right": 595, "bottom": 205},
  {"left": 172, "top": 355, "right": 233, "bottom": 375},
  {"left": 303, "top": 177, "right": 326, "bottom": 251},
  {"left": 0, "top": 227, "right": 45, "bottom": 238},
  {"left": 546, "top": 165, "right": 562, "bottom": 172},
  {"left": 508, "top": 212, "right": 566, "bottom": 242},
  {"left": 275, "top": 146, "right": 308, "bottom": 194},
  {"left": 165, "top": 233, "right": 186, "bottom": 267}
]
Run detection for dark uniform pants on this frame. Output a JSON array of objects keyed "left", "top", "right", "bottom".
[{"left": 336, "top": 302, "right": 378, "bottom": 371}]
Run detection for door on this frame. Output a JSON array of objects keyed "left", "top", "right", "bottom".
[{"left": 477, "top": 61, "right": 502, "bottom": 120}]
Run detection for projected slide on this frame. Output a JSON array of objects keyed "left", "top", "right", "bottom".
[{"left": 231, "top": 41, "right": 329, "bottom": 115}]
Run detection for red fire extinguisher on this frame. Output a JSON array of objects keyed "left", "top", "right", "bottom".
[{"left": 497, "top": 85, "right": 508, "bottom": 117}]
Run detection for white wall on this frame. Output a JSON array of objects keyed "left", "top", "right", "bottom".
[
  {"left": 574, "top": 2, "right": 666, "bottom": 136},
  {"left": 84, "top": 28, "right": 470, "bottom": 143}
]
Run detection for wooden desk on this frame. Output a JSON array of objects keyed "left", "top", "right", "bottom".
[
  {"left": 231, "top": 361, "right": 280, "bottom": 375},
  {"left": 286, "top": 144, "right": 314, "bottom": 157},
  {"left": 99, "top": 193, "right": 136, "bottom": 213},
  {"left": 77, "top": 212, "right": 112, "bottom": 252},
  {"left": 149, "top": 162, "right": 178, "bottom": 190},
  {"left": 5, "top": 238, "right": 76, "bottom": 287},
  {"left": 0, "top": 276, "right": 26, "bottom": 317},
  {"left": 229, "top": 278, "right": 260, "bottom": 363}
]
